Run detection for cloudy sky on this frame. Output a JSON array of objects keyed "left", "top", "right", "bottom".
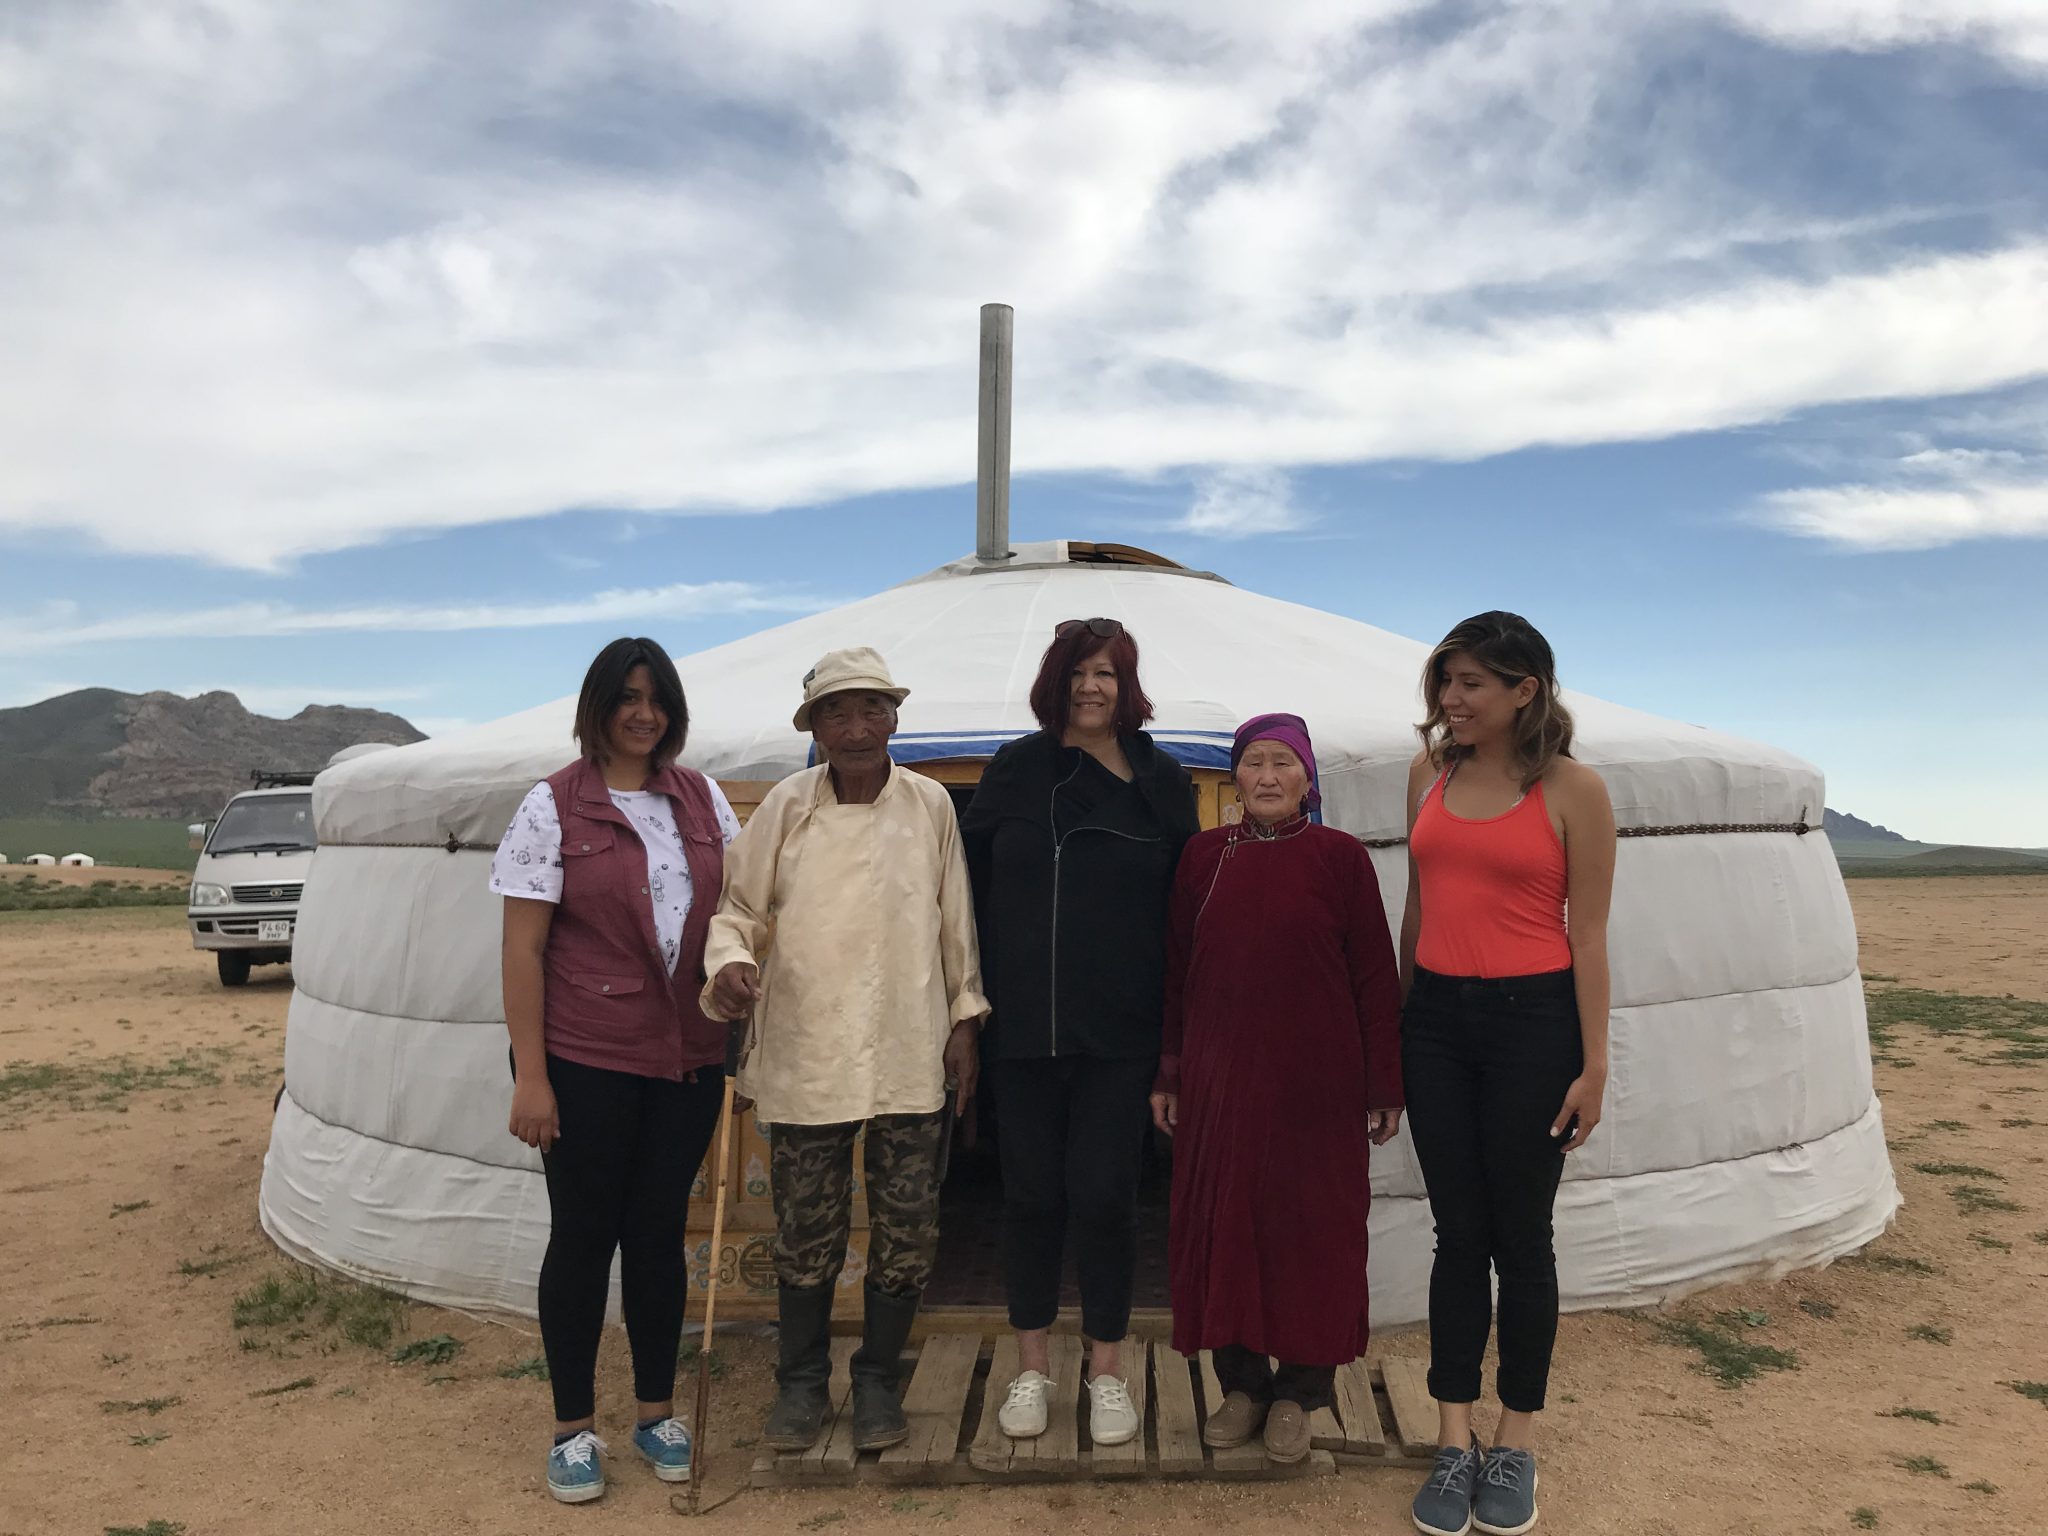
[{"left": 3, "top": 0, "right": 2044, "bottom": 844}]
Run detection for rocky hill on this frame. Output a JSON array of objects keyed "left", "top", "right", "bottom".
[
  {"left": 1823, "top": 808, "right": 1908, "bottom": 842},
  {"left": 0, "top": 688, "right": 424, "bottom": 819}
]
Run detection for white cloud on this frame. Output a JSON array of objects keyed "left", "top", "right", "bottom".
[
  {"left": 4, "top": 1, "right": 2048, "bottom": 567},
  {"left": 1177, "top": 467, "right": 1309, "bottom": 538},
  {"left": 1755, "top": 476, "right": 2048, "bottom": 550},
  {"left": 0, "top": 580, "right": 822, "bottom": 656}
]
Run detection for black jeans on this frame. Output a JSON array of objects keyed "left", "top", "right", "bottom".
[
  {"left": 1212, "top": 1345, "right": 1336, "bottom": 1412},
  {"left": 996, "top": 1054, "right": 1156, "bottom": 1342},
  {"left": 1401, "top": 967, "right": 1583, "bottom": 1414},
  {"left": 534, "top": 1052, "right": 724, "bottom": 1423}
]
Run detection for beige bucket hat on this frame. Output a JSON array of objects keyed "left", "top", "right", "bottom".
[{"left": 792, "top": 646, "right": 911, "bottom": 731}]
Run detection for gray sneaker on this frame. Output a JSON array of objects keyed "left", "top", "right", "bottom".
[
  {"left": 1411, "top": 1439, "right": 1481, "bottom": 1536},
  {"left": 1474, "top": 1446, "right": 1539, "bottom": 1535}
]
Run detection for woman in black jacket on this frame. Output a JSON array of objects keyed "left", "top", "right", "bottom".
[{"left": 961, "top": 618, "right": 1200, "bottom": 1449}]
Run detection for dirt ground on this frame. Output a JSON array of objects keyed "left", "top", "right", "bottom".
[{"left": 3, "top": 876, "right": 2044, "bottom": 1536}]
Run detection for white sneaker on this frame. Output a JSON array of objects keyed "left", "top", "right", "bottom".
[
  {"left": 1087, "top": 1373, "right": 1139, "bottom": 1447},
  {"left": 998, "top": 1370, "right": 1052, "bottom": 1438}
]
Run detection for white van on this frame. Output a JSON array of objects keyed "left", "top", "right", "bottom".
[{"left": 187, "top": 773, "right": 318, "bottom": 987}]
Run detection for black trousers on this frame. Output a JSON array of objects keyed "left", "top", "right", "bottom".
[
  {"left": 535, "top": 1052, "right": 724, "bottom": 1423},
  {"left": 995, "top": 1054, "right": 1156, "bottom": 1343},
  {"left": 1401, "top": 967, "right": 1583, "bottom": 1414},
  {"left": 1212, "top": 1344, "right": 1336, "bottom": 1413}
]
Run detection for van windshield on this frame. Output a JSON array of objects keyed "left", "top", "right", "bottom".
[{"left": 208, "top": 794, "right": 317, "bottom": 854}]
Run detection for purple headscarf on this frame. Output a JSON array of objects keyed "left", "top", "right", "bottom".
[{"left": 1230, "top": 712, "right": 1321, "bottom": 813}]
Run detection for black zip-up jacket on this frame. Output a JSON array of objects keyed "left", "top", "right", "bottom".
[{"left": 961, "top": 730, "right": 1200, "bottom": 1061}]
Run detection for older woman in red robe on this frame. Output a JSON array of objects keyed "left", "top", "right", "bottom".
[{"left": 1150, "top": 713, "right": 1404, "bottom": 1465}]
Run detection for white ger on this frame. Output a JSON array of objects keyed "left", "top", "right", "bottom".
[{"left": 261, "top": 539, "right": 1896, "bottom": 1324}]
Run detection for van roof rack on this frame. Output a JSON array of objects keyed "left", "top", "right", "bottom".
[{"left": 250, "top": 770, "right": 318, "bottom": 789}]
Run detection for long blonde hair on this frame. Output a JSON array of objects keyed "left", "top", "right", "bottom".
[{"left": 1416, "top": 611, "right": 1574, "bottom": 787}]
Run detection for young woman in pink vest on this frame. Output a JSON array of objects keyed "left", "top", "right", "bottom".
[
  {"left": 490, "top": 636, "right": 742, "bottom": 1504},
  {"left": 1400, "top": 612, "right": 1615, "bottom": 1536}
]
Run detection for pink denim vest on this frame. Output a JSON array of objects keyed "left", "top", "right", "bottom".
[{"left": 539, "top": 756, "right": 726, "bottom": 1079}]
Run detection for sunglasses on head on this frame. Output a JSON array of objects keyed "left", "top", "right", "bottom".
[{"left": 1055, "top": 617, "right": 1124, "bottom": 639}]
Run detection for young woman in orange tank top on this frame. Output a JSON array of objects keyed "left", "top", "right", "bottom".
[{"left": 1398, "top": 612, "right": 1616, "bottom": 1536}]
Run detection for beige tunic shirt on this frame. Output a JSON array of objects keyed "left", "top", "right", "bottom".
[{"left": 700, "top": 764, "right": 988, "bottom": 1126}]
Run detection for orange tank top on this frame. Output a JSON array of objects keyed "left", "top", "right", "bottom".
[{"left": 1410, "top": 768, "right": 1571, "bottom": 979}]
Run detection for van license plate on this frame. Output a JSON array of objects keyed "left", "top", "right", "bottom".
[{"left": 258, "top": 920, "right": 292, "bottom": 943}]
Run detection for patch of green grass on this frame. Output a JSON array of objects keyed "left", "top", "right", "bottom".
[
  {"left": 497, "top": 1356, "right": 550, "bottom": 1381},
  {"left": 1798, "top": 1299, "right": 1838, "bottom": 1320},
  {"left": 1850, "top": 1509, "right": 1878, "bottom": 1530},
  {"left": 232, "top": 1268, "right": 406, "bottom": 1350},
  {"left": 1911, "top": 1161, "right": 2002, "bottom": 1180},
  {"left": 1, "top": 1049, "right": 231, "bottom": 1120},
  {"left": 677, "top": 1341, "right": 729, "bottom": 1377},
  {"left": 103, "top": 1522, "right": 186, "bottom": 1536},
  {"left": 1650, "top": 1315, "right": 1799, "bottom": 1387},
  {"left": 1881, "top": 1406, "right": 1943, "bottom": 1424},
  {"left": 1897, "top": 1455, "right": 1948, "bottom": 1478},
  {"left": 390, "top": 1333, "right": 462, "bottom": 1367},
  {"left": 102, "top": 1352, "right": 130, "bottom": 1366},
  {"left": 2033, "top": 1230, "right": 2048, "bottom": 1245},
  {"left": 1864, "top": 987, "right": 2048, "bottom": 1067},
  {"left": 332, "top": 1386, "right": 357, "bottom": 1398},
  {"left": 1926, "top": 1119, "right": 1967, "bottom": 1131},
  {"left": 1905, "top": 1324, "right": 1952, "bottom": 1345},
  {"left": 1844, "top": 1251, "right": 1937, "bottom": 1276},
  {"left": 100, "top": 1396, "right": 181, "bottom": 1415},
  {"left": 127, "top": 1432, "right": 168, "bottom": 1446},
  {"left": 1970, "top": 1233, "right": 2012, "bottom": 1251},
  {"left": 177, "top": 1254, "right": 240, "bottom": 1277},
  {"left": 37, "top": 1314, "right": 100, "bottom": 1328},
  {"left": 109, "top": 1200, "right": 151, "bottom": 1216},
  {"left": 1719, "top": 1307, "right": 1771, "bottom": 1328},
  {"left": 0, "top": 815, "right": 198, "bottom": 870},
  {"left": 1950, "top": 1185, "right": 2022, "bottom": 1215},
  {"left": 2003, "top": 1118, "right": 2038, "bottom": 1129},
  {"left": 1964, "top": 1480, "right": 1998, "bottom": 1494},
  {"left": 2005, "top": 1380, "right": 2048, "bottom": 1407},
  {"left": 0, "top": 878, "right": 188, "bottom": 913},
  {"left": 249, "top": 1376, "right": 316, "bottom": 1398},
  {"left": 797, "top": 1514, "right": 846, "bottom": 1532}
]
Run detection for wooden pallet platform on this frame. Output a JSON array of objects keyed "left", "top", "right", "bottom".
[{"left": 748, "top": 1336, "right": 1435, "bottom": 1489}]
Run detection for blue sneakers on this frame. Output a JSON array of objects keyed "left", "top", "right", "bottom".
[
  {"left": 633, "top": 1417, "right": 693, "bottom": 1483},
  {"left": 1412, "top": 1439, "right": 1481, "bottom": 1536},
  {"left": 1474, "top": 1446, "right": 1539, "bottom": 1535},
  {"left": 546, "top": 1429, "right": 608, "bottom": 1503}
]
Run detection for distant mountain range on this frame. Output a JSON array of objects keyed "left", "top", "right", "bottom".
[
  {"left": 1822, "top": 808, "right": 1907, "bottom": 842},
  {"left": 0, "top": 688, "right": 424, "bottom": 819}
]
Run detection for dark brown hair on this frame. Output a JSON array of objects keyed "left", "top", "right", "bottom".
[
  {"left": 1416, "top": 611, "right": 1574, "bottom": 787},
  {"left": 1028, "top": 624, "right": 1154, "bottom": 737},
  {"left": 574, "top": 636, "right": 689, "bottom": 767}
]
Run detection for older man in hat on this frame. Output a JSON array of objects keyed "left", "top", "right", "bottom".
[{"left": 703, "top": 646, "right": 987, "bottom": 1454}]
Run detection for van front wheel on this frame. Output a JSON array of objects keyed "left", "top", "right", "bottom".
[{"left": 217, "top": 951, "right": 252, "bottom": 988}]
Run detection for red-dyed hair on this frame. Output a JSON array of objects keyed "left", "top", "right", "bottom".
[{"left": 1027, "top": 626, "right": 1155, "bottom": 737}]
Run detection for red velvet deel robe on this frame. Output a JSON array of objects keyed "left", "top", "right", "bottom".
[{"left": 1158, "top": 820, "right": 1403, "bottom": 1366}]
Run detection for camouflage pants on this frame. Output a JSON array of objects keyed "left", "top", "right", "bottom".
[{"left": 768, "top": 1110, "right": 945, "bottom": 1297}]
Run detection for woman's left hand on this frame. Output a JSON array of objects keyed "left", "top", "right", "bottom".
[
  {"left": 1365, "top": 1107, "right": 1403, "bottom": 1145},
  {"left": 1550, "top": 1073, "right": 1606, "bottom": 1153}
]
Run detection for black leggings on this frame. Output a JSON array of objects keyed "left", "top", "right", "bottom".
[
  {"left": 996, "top": 1054, "right": 1156, "bottom": 1343},
  {"left": 1401, "top": 967, "right": 1582, "bottom": 1415},
  {"left": 535, "top": 1052, "right": 724, "bottom": 1423}
]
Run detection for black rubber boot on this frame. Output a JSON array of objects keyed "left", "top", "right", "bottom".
[
  {"left": 763, "top": 1284, "right": 835, "bottom": 1451},
  {"left": 849, "top": 1285, "right": 920, "bottom": 1451}
]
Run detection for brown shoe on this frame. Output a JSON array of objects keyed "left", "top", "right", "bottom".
[
  {"left": 1262, "top": 1401, "right": 1311, "bottom": 1464},
  {"left": 1202, "top": 1389, "right": 1266, "bottom": 1448}
]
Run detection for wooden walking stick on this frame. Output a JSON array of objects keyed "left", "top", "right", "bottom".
[{"left": 680, "top": 1011, "right": 750, "bottom": 1516}]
